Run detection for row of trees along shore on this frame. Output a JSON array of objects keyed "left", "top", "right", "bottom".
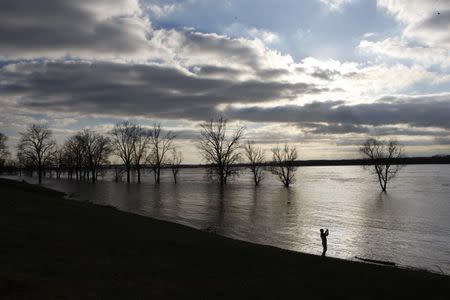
[{"left": 0, "top": 117, "right": 404, "bottom": 191}]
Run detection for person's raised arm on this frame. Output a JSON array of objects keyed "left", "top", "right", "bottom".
[{"left": 325, "top": 229, "right": 329, "bottom": 236}]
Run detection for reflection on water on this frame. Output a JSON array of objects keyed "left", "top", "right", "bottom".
[{"left": 4, "top": 165, "right": 450, "bottom": 274}]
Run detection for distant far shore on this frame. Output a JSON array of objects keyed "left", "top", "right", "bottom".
[
  {"left": 114, "top": 155, "right": 450, "bottom": 169},
  {"left": 0, "top": 178, "right": 449, "bottom": 299}
]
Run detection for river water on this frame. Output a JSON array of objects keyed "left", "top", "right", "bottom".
[{"left": 5, "top": 165, "right": 450, "bottom": 274}]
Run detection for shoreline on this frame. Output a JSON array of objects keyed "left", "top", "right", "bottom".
[{"left": 1, "top": 178, "right": 449, "bottom": 299}]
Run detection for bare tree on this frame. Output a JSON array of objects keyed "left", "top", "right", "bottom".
[
  {"left": 169, "top": 147, "right": 182, "bottom": 184},
  {"left": 147, "top": 124, "right": 175, "bottom": 184},
  {"left": 113, "top": 166, "right": 126, "bottom": 182},
  {"left": 64, "top": 134, "right": 86, "bottom": 181},
  {"left": 53, "top": 146, "right": 65, "bottom": 179},
  {"left": 360, "top": 138, "right": 404, "bottom": 192},
  {"left": 110, "top": 121, "right": 137, "bottom": 183},
  {"left": 17, "top": 124, "right": 56, "bottom": 184},
  {"left": 0, "top": 132, "right": 10, "bottom": 168},
  {"left": 270, "top": 144, "right": 298, "bottom": 188},
  {"left": 79, "top": 129, "right": 111, "bottom": 183},
  {"left": 61, "top": 144, "right": 76, "bottom": 180},
  {"left": 132, "top": 125, "right": 151, "bottom": 183},
  {"left": 199, "top": 116, "right": 245, "bottom": 185},
  {"left": 244, "top": 141, "right": 265, "bottom": 186}
]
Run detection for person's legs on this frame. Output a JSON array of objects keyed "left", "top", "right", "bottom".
[{"left": 322, "top": 243, "right": 327, "bottom": 256}]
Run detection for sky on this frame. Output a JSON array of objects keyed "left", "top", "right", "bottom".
[{"left": 0, "top": 0, "right": 449, "bottom": 163}]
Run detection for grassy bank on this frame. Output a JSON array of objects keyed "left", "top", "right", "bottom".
[{"left": 0, "top": 178, "right": 448, "bottom": 299}]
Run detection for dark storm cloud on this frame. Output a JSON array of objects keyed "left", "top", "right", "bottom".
[
  {"left": 1, "top": 60, "right": 449, "bottom": 141},
  {"left": 435, "top": 137, "right": 450, "bottom": 145},
  {"left": 0, "top": 0, "right": 148, "bottom": 59},
  {"left": 303, "top": 123, "right": 369, "bottom": 134},
  {"left": 300, "top": 123, "right": 450, "bottom": 137},
  {"left": 193, "top": 65, "right": 242, "bottom": 77},
  {"left": 336, "top": 137, "right": 450, "bottom": 147},
  {"left": 0, "top": 61, "right": 326, "bottom": 120},
  {"left": 224, "top": 96, "right": 450, "bottom": 129},
  {"left": 181, "top": 32, "right": 262, "bottom": 69},
  {"left": 258, "top": 68, "right": 291, "bottom": 79},
  {"left": 178, "top": 31, "right": 295, "bottom": 80},
  {"left": 0, "top": 0, "right": 322, "bottom": 83},
  {"left": 309, "top": 69, "right": 341, "bottom": 81}
]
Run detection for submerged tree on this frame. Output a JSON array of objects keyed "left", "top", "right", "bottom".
[
  {"left": 53, "top": 146, "right": 65, "bottom": 179},
  {"left": 270, "top": 144, "right": 298, "bottom": 188},
  {"left": 169, "top": 148, "right": 182, "bottom": 184},
  {"left": 17, "top": 124, "right": 56, "bottom": 184},
  {"left": 0, "top": 132, "right": 10, "bottom": 168},
  {"left": 110, "top": 121, "right": 137, "bottom": 183},
  {"left": 359, "top": 138, "right": 404, "bottom": 192},
  {"left": 244, "top": 141, "right": 265, "bottom": 186},
  {"left": 132, "top": 125, "right": 151, "bottom": 184},
  {"left": 79, "top": 129, "right": 111, "bottom": 183},
  {"left": 147, "top": 124, "right": 175, "bottom": 184},
  {"left": 64, "top": 134, "right": 87, "bottom": 181},
  {"left": 199, "top": 116, "right": 245, "bottom": 185}
]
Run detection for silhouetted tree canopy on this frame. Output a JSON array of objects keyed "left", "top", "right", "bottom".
[
  {"left": 17, "top": 124, "right": 56, "bottom": 184},
  {"left": 360, "top": 138, "right": 404, "bottom": 192},
  {"left": 270, "top": 144, "right": 298, "bottom": 188},
  {"left": 0, "top": 132, "right": 10, "bottom": 167},
  {"left": 110, "top": 121, "right": 138, "bottom": 183},
  {"left": 199, "top": 116, "right": 245, "bottom": 185},
  {"left": 79, "top": 129, "right": 111, "bottom": 183},
  {"left": 169, "top": 147, "right": 183, "bottom": 184},
  {"left": 147, "top": 124, "right": 175, "bottom": 184},
  {"left": 244, "top": 141, "right": 265, "bottom": 186},
  {"left": 132, "top": 125, "right": 151, "bottom": 184},
  {"left": 64, "top": 133, "right": 88, "bottom": 181}
]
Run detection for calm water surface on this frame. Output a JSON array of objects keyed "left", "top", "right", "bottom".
[{"left": 6, "top": 165, "right": 450, "bottom": 274}]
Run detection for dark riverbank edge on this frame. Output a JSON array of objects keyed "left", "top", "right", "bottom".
[{"left": 1, "top": 178, "right": 449, "bottom": 299}]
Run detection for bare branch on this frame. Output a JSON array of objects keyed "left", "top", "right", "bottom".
[
  {"left": 146, "top": 123, "right": 176, "bottom": 184},
  {"left": 244, "top": 140, "right": 265, "bottom": 186},
  {"left": 198, "top": 116, "right": 245, "bottom": 185},
  {"left": 17, "top": 124, "right": 56, "bottom": 184},
  {"left": 359, "top": 138, "right": 404, "bottom": 192},
  {"left": 270, "top": 144, "right": 298, "bottom": 188}
]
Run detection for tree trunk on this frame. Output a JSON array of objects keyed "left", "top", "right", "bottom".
[
  {"left": 382, "top": 178, "right": 387, "bottom": 192},
  {"left": 219, "top": 166, "right": 225, "bottom": 185},
  {"left": 38, "top": 158, "right": 42, "bottom": 184},
  {"left": 137, "top": 166, "right": 141, "bottom": 183},
  {"left": 126, "top": 165, "right": 130, "bottom": 183},
  {"left": 38, "top": 167, "right": 42, "bottom": 184},
  {"left": 91, "top": 167, "right": 96, "bottom": 183},
  {"left": 377, "top": 173, "right": 385, "bottom": 192},
  {"left": 253, "top": 172, "right": 258, "bottom": 186}
]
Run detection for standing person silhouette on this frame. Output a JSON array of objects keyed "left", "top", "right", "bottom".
[{"left": 320, "top": 228, "right": 329, "bottom": 256}]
